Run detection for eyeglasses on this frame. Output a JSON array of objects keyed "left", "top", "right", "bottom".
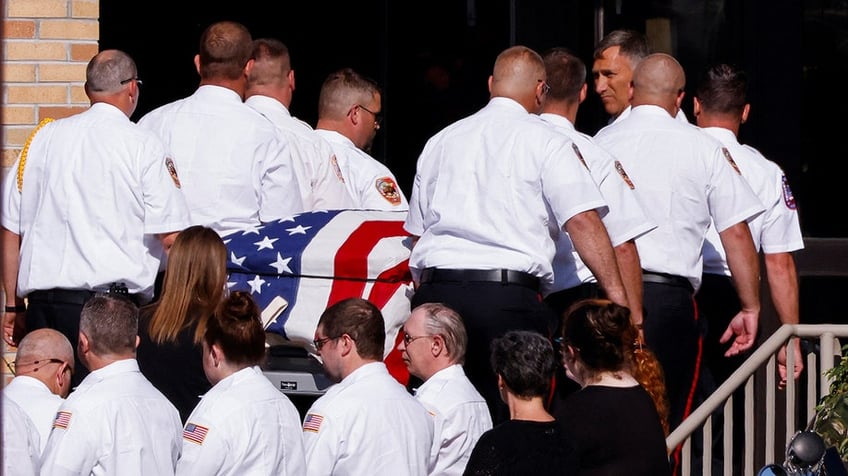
[
  {"left": 12, "top": 358, "right": 73, "bottom": 376},
  {"left": 355, "top": 104, "right": 383, "bottom": 128},
  {"left": 313, "top": 336, "right": 337, "bottom": 351},
  {"left": 120, "top": 77, "right": 143, "bottom": 86},
  {"left": 538, "top": 80, "right": 551, "bottom": 96},
  {"left": 403, "top": 332, "right": 431, "bottom": 346}
]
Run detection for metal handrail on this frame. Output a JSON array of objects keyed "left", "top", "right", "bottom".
[{"left": 667, "top": 324, "right": 848, "bottom": 475}]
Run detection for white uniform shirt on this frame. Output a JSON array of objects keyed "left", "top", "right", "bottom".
[
  {"left": 314, "top": 129, "right": 409, "bottom": 211},
  {"left": 594, "top": 105, "right": 764, "bottom": 291},
  {"left": 405, "top": 97, "right": 607, "bottom": 290},
  {"left": 176, "top": 366, "right": 306, "bottom": 476},
  {"left": 302, "top": 362, "right": 433, "bottom": 476},
  {"left": 700, "top": 127, "right": 804, "bottom": 275},
  {"left": 540, "top": 113, "right": 656, "bottom": 293},
  {"left": 138, "top": 85, "right": 303, "bottom": 237},
  {"left": 413, "top": 364, "right": 492, "bottom": 476},
  {"left": 3, "top": 375, "right": 64, "bottom": 453},
  {"left": 2, "top": 396, "right": 40, "bottom": 476},
  {"left": 40, "top": 359, "right": 183, "bottom": 476},
  {"left": 0, "top": 103, "right": 191, "bottom": 300},
  {"left": 245, "top": 96, "right": 354, "bottom": 210},
  {"left": 612, "top": 105, "right": 690, "bottom": 125}
]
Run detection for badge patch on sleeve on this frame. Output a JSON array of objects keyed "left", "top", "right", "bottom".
[
  {"left": 53, "top": 411, "right": 72, "bottom": 430},
  {"left": 571, "top": 143, "right": 589, "bottom": 170},
  {"left": 781, "top": 175, "right": 797, "bottom": 210},
  {"left": 375, "top": 177, "right": 402, "bottom": 205},
  {"left": 721, "top": 148, "right": 742, "bottom": 175},
  {"left": 183, "top": 422, "right": 209, "bottom": 445},
  {"left": 165, "top": 157, "right": 182, "bottom": 189},
  {"left": 614, "top": 161, "right": 635, "bottom": 189},
  {"left": 303, "top": 413, "right": 324, "bottom": 433}
]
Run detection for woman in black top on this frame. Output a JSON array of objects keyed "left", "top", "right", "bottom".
[
  {"left": 136, "top": 225, "right": 227, "bottom": 422},
  {"left": 464, "top": 330, "right": 577, "bottom": 475},
  {"left": 558, "top": 299, "right": 671, "bottom": 476}
]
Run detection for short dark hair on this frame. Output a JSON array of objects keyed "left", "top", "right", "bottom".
[
  {"left": 80, "top": 294, "right": 139, "bottom": 356},
  {"left": 543, "top": 47, "right": 586, "bottom": 102},
  {"left": 198, "top": 21, "right": 253, "bottom": 81},
  {"left": 695, "top": 63, "right": 748, "bottom": 116},
  {"left": 204, "top": 291, "right": 265, "bottom": 366},
  {"left": 318, "top": 298, "right": 385, "bottom": 360},
  {"left": 593, "top": 29, "right": 650, "bottom": 63},
  {"left": 490, "top": 330, "right": 556, "bottom": 398}
]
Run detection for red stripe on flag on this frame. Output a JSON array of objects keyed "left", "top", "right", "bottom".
[{"left": 327, "top": 220, "right": 408, "bottom": 307}]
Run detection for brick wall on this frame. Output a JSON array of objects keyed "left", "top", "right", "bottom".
[
  {"left": 2, "top": 0, "right": 99, "bottom": 170},
  {"left": 1, "top": 0, "right": 99, "bottom": 377}
]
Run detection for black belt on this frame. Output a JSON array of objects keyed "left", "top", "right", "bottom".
[
  {"left": 420, "top": 268, "right": 540, "bottom": 291},
  {"left": 642, "top": 271, "right": 694, "bottom": 292},
  {"left": 28, "top": 288, "right": 142, "bottom": 306}
]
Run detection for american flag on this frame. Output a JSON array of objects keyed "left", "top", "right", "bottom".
[
  {"left": 303, "top": 413, "right": 324, "bottom": 433},
  {"left": 52, "top": 410, "right": 71, "bottom": 430},
  {"left": 183, "top": 422, "right": 209, "bottom": 445},
  {"left": 225, "top": 209, "right": 414, "bottom": 361}
]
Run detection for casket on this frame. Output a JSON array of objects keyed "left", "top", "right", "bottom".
[{"left": 225, "top": 209, "right": 414, "bottom": 393}]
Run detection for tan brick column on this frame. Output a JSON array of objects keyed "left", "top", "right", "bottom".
[
  {"left": 1, "top": 0, "right": 99, "bottom": 381},
  {"left": 2, "top": 0, "right": 99, "bottom": 171}
]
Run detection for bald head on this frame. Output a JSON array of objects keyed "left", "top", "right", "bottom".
[
  {"left": 631, "top": 53, "right": 685, "bottom": 115},
  {"left": 15, "top": 329, "right": 74, "bottom": 397},
  {"left": 489, "top": 45, "right": 547, "bottom": 113}
]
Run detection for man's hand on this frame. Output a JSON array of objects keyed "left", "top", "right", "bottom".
[
  {"left": 720, "top": 309, "right": 758, "bottom": 357},
  {"left": 777, "top": 338, "right": 804, "bottom": 389},
  {"left": 3, "top": 309, "right": 25, "bottom": 347}
]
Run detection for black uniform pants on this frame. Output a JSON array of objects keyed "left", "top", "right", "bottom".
[{"left": 411, "top": 278, "right": 557, "bottom": 424}]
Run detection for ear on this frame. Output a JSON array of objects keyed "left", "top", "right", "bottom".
[
  {"left": 288, "top": 70, "right": 296, "bottom": 92},
  {"left": 497, "top": 374, "right": 505, "bottom": 389},
  {"left": 578, "top": 83, "right": 588, "bottom": 104},
  {"left": 430, "top": 334, "right": 444, "bottom": 358},
  {"left": 487, "top": 75, "right": 494, "bottom": 94},
  {"left": 339, "top": 334, "right": 355, "bottom": 357},
  {"left": 134, "top": 335, "right": 140, "bottom": 350},
  {"left": 211, "top": 343, "right": 224, "bottom": 367},
  {"left": 693, "top": 97, "right": 702, "bottom": 116},
  {"left": 194, "top": 54, "right": 201, "bottom": 75},
  {"left": 78, "top": 332, "right": 90, "bottom": 355},
  {"left": 675, "top": 89, "right": 685, "bottom": 109},
  {"left": 243, "top": 58, "right": 255, "bottom": 77},
  {"left": 741, "top": 103, "right": 751, "bottom": 124}
]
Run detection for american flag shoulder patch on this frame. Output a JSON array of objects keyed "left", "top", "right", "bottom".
[
  {"left": 303, "top": 413, "right": 324, "bottom": 433},
  {"left": 53, "top": 410, "right": 72, "bottom": 430},
  {"left": 183, "top": 422, "right": 209, "bottom": 445}
]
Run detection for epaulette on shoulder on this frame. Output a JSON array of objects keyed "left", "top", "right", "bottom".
[{"left": 17, "top": 117, "right": 54, "bottom": 192}]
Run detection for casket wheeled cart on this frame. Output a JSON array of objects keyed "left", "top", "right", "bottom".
[{"left": 225, "top": 209, "right": 415, "bottom": 397}]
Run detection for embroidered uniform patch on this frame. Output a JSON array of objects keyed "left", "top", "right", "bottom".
[
  {"left": 53, "top": 411, "right": 72, "bottom": 430},
  {"left": 331, "top": 155, "right": 345, "bottom": 183},
  {"left": 614, "top": 161, "right": 635, "bottom": 189},
  {"left": 183, "top": 423, "right": 209, "bottom": 445},
  {"left": 375, "top": 177, "right": 402, "bottom": 205},
  {"left": 303, "top": 413, "right": 324, "bottom": 432},
  {"left": 571, "top": 143, "right": 589, "bottom": 170},
  {"left": 165, "top": 157, "right": 182, "bottom": 189},
  {"left": 721, "top": 147, "right": 742, "bottom": 175},
  {"left": 781, "top": 175, "right": 797, "bottom": 210}
]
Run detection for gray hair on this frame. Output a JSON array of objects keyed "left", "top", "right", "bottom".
[
  {"left": 80, "top": 294, "right": 138, "bottom": 356},
  {"left": 85, "top": 49, "right": 137, "bottom": 93},
  {"left": 415, "top": 302, "right": 468, "bottom": 364}
]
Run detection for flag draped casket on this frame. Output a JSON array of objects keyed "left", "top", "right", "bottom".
[{"left": 224, "top": 209, "right": 414, "bottom": 384}]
